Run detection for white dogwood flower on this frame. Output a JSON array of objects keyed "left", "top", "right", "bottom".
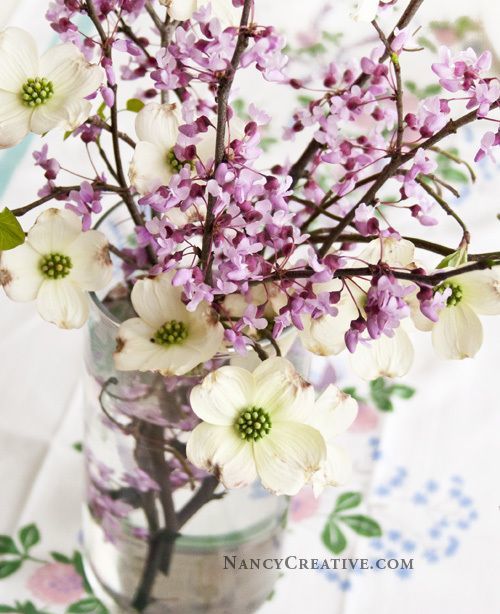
[
  {"left": 161, "top": 0, "right": 238, "bottom": 25},
  {"left": 413, "top": 268, "right": 500, "bottom": 360},
  {"left": 114, "top": 273, "right": 224, "bottom": 376},
  {"left": 0, "top": 28, "right": 103, "bottom": 149},
  {"left": 186, "top": 358, "right": 327, "bottom": 495},
  {"left": 300, "top": 238, "right": 417, "bottom": 380},
  {"left": 0, "top": 208, "right": 112, "bottom": 328},
  {"left": 307, "top": 385, "right": 358, "bottom": 496},
  {"left": 129, "top": 103, "right": 220, "bottom": 195}
]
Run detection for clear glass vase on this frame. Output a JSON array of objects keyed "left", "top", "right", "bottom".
[{"left": 81, "top": 207, "right": 305, "bottom": 613}]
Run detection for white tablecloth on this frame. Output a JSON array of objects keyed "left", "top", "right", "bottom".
[{"left": 0, "top": 1, "right": 499, "bottom": 612}]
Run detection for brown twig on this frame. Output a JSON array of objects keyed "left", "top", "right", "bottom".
[
  {"left": 11, "top": 183, "right": 127, "bottom": 217},
  {"left": 288, "top": 0, "right": 425, "bottom": 189},
  {"left": 416, "top": 177, "right": 470, "bottom": 244},
  {"left": 199, "top": 0, "right": 254, "bottom": 282},
  {"left": 88, "top": 116, "right": 136, "bottom": 149},
  {"left": 318, "top": 99, "right": 500, "bottom": 257}
]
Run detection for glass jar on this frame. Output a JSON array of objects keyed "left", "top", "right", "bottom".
[{"left": 81, "top": 207, "right": 306, "bottom": 613}]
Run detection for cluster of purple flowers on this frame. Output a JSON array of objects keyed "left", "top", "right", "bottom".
[{"left": 40, "top": 1, "right": 500, "bottom": 353}]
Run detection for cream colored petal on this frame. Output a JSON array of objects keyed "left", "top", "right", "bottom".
[
  {"left": 129, "top": 141, "right": 172, "bottom": 195},
  {"left": 186, "top": 302, "right": 224, "bottom": 354},
  {"left": 311, "top": 444, "right": 352, "bottom": 496},
  {"left": 0, "top": 28, "right": 38, "bottom": 93},
  {"left": 457, "top": 269, "right": 500, "bottom": 315},
  {"left": 408, "top": 290, "right": 434, "bottom": 332},
  {"left": 310, "top": 385, "right": 358, "bottom": 441},
  {"left": 253, "top": 422, "right": 326, "bottom": 496},
  {"left": 190, "top": 366, "right": 254, "bottom": 426},
  {"left": 27, "top": 208, "right": 82, "bottom": 254},
  {"left": 59, "top": 99, "right": 93, "bottom": 131},
  {"left": 186, "top": 423, "right": 257, "bottom": 489},
  {"left": 359, "top": 237, "right": 415, "bottom": 267},
  {"left": 130, "top": 273, "right": 186, "bottom": 328},
  {"left": 115, "top": 308, "right": 219, "bottom": 376},
  {"left": 36, "top": 278, "right": 89, "bottom": 329},
  {"left": 114, "top": 317, "right": 164, "bottom": 372},
  {"left": 253, "top": 357, "right": 315, "bottom": 421},
  {"left": 300, "top": 313, "right": 348, "bottom": 356},
  {"left": 135, "top": 103, "right": 180, "bottom": 149},
  {"left": 0, "top": 242, "right": 43, "bottom": 301},
  {"left": 432, "top": 303, "right": 483, "bottom": 360},
  {"left": 167, "top": 0, "right": 197, "bottom": 21},
  {"left": 66, "top": 230, "right": 112, "bottom": 291},
  {"left": 350, "top": 327, "right": 415, "bottom": 380},
  {"left": 40, "top": 44, "right": 103, "bottom": 98},
  {"left": 29, "top": 102, "right": 69, "bottom": 135},
  {"left": 0, "top": 89, "right": 31, "bottom": 149}
]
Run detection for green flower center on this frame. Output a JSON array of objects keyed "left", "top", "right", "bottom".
[
  {"left": 436, "top": 281, "right": 463, "bottom": 307},
  {"left": 21, "top": 77, "right": 54, "bottom": 107},
  {"left": 235, "top": 407, "right": 272, "bottom": 442},
  {"left": 152, "top": 320, "right": 188, "bottom": 346},
  {"left": 39, "top": 253, "right": 72, "bottom": 279},
  {"left": 166, "top": 147, "right": 194, "bottom": 174}
]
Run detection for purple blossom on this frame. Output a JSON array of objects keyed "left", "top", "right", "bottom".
[
  {"left": 33, "top": 144, "right": 60, "bottom": 181},
  {"left": 66, "top": 182, "right": 103, "bottom": 231},
  {"left": 364, "top": 274, "right": 413, "bottom": 340}
]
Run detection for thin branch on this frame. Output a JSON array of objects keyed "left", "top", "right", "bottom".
[
  {"left": 372, "top": 20, "right": 404, "bottom": 153},
  {"left": 88, "top": 116, "right": 136, "bottom": 149},
  {"left": 176, "top": 477, "right": 220, "bottom": 527},
  {"left": 318, "top": 98, "right": 500, "bottom": 257},
  {"left": 85, "top": 0, "right": 155, "bottom": 263},
  {"left": 428, "top": 145, "right": 476, "bottom": 183},
  {"left": 11, "top": 183, "right": 127, "bottom": 217},
  {"left": 416, "top": 176, "right": 469, "bottom": 244},
  {"left": 265, "top": 258, "right": 499, "bottom": 286},
  {"left": 199, "top": 0, "right": 253, "bottom": 281},
  {"left": 287, "top": 0, "right": 425, "bottom": 189}
]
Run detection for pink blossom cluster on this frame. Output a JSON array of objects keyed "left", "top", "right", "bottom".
[{"left": 39, "top": 1, "right": 500, "bottom": 354}]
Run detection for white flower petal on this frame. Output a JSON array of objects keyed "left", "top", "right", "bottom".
[
  {"left": 135, "top": 103, "right": 180, "bottom": 149},
  {"left": 114, "top": 317, "right": 164, "bottom": 371},
  {"left": 0, "top": 90, "right": 31, "bottom": 149},
  {"left": 40, "top": 44, "right": 103, "bottom": 99},
  {"left": 350, "top": 327, "right": 415, "bottom": 380},
  {"left": 66, "top": 230, "right": 112, "bottom": 291},
  {"left": 432, "top": 303, "right": 483, "bottom": 360},
  {"left": 129, "top": 141, "right": 172, "bottom": 195},
  {"left": 0, "top": 242, "right": 43, "bottom": 301},
  {"left": 310, "top": 385, "right": 358, "bottom": 441},
  {"left": 130, "top": 274, "right": 186, "bottom": 328},
  {"left": 458, "top": 269, "right": 500, "bottom": 315},
  {"left": 29, "top": 103, "right": 68, "bottom": 135},
  {"left": 36, "top": 278, "right": 89, "bottom": 328},
  {"left": 253, "top": 422, "right": 326, "bottom": 496},
  {"left": 300, "top": 313, "right": 348, "bottom": 356},
  {"left": 190, "top": 366, "right": 254, "bottom": 426},
  {"left": 167, "top": 0, "right": 197, "bottom": 20},
  {"left": 0, "top": 28, "right": 38, "bottom": 92},
  {"left": 114, "top": 316, "right": 221, "bottom": 376},
  {"left": 359, "top": 237, "right": 415, "bottom": 267},
  {"left": 311, "top": 444, "right": 352, "bottom": 496},
  {"left": 186, "top": 423, "right": 257, "bottom": 489},
  {"left": 300, "top": 286, "right": 360, "bottom": 356},
  {"left": 253, "top": 357, "right": 314, "bottom": 421},
  {"left": 408, "top": 290, "right": 434, "bottom": 332},
  {"left": 27, "top": 208, "right": 82, "bottom": 254}
]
